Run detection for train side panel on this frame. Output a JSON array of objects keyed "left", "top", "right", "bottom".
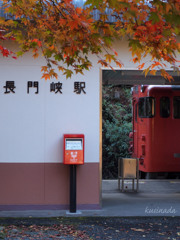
[{"left": 132, "top": 85, "right": 180, "bottom": 174}]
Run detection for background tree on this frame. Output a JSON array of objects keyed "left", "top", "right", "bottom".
[
  {"left": 0, "top": 0, "right": 179, "bottom": 80},
  {"left": 90, "top": 0, "right": 180, "bottom": 81},
  {"left": 0, "top": 28, "right": 16, "bottom": 58},
  {"left": 102, "top": 86, "right": 132, "bottom": 179}
]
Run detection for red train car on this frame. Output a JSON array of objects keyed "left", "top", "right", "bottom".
[{"left": 130, "top": 85, "right": 180, "bottom": 178}]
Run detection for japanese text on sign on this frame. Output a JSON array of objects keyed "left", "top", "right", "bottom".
[{"left": 2, "top": 81, "right": 86, "bottom": 95}]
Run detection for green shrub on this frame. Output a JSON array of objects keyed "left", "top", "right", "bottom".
[{"left": 102, "top": 86, "right": 132, "bottom": 179}]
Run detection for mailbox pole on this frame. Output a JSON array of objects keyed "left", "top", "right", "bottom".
[
  {"left": 64, "top": 134, "right": 84, "bottom": 214},
  {"left": 70, "top": 164, "right": 77, "bottom": 213}
]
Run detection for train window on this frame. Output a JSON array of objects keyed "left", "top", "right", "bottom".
[
  {"left": 160, "top": 97, "right": 170, "bottom": 118},
  {"left": 173, "top": 97, "right": 180, "bottom": 119},
  {"left": 138, "top": 97, "right": 155, "bottom": 118}
]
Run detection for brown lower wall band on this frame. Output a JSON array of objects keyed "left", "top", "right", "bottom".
[{"left": 0, "top": 163, "right": 100, "bottom": 208}]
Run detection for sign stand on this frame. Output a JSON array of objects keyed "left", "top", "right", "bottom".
[{"left": 70, "top": 164, "right": 77, "bottom": 213}]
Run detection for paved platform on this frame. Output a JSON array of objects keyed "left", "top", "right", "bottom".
[
  {"left": 0, "top": 180, "right": 180, "bottom": 217},
  {"left": 102, "top": 179, "right": 180, "bottom": 217}
]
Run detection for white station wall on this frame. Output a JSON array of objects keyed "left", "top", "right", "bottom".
[
  {"left": 0, "top": 51, "right": 100, "bottom": 163},
  {"left": 1, "top": 40, "right": 179, "bottom": 164}
]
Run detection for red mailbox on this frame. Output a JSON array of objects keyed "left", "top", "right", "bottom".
[{"left": 63, "top": 134, "right": 84, "bottom": 165}]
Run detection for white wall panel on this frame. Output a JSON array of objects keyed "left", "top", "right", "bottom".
[
  {"left": 0, "top": 51, "right": 100, "bottom": 163},
  {"left": 2, "top": 39, "right": 177, "bottom": 163}
]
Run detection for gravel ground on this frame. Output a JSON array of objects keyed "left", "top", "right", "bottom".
[{"left": 0, "top": 217, "right": 180, "bottom": 240}]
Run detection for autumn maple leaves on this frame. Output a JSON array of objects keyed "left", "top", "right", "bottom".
[{"left": 0, "top": 0, "right": 179, "bottom": 81}]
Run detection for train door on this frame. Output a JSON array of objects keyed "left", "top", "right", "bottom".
[
  {"left": 132, "top": 98, "right": 138, "bottom": 158},
  {"left": 137, "top": 97, "right": 147, "bottom": 161},
  {"left": 132, "top": 95, "right": 149, "bottom": 177},
  {"left": 133, "top": 97, "right": 148, "bottom": 158},
  {"left": 137, "top": 96, "right": 156, "bottom": 177}
]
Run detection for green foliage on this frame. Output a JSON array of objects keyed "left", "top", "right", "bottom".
[{"left": 102, "top": 86, "right": 132, "bottom": 179}]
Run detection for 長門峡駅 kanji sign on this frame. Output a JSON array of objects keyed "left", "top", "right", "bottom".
[{"left": 2, "top": 81, "right": 86, "bottom": 95}]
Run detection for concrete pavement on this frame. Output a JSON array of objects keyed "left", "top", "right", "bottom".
[
  {"left": 102, "top": 179, "right": 180, "bottom": 217},
  {"left": 0, "top": 180, "right": 179, "bottom": 217}
]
